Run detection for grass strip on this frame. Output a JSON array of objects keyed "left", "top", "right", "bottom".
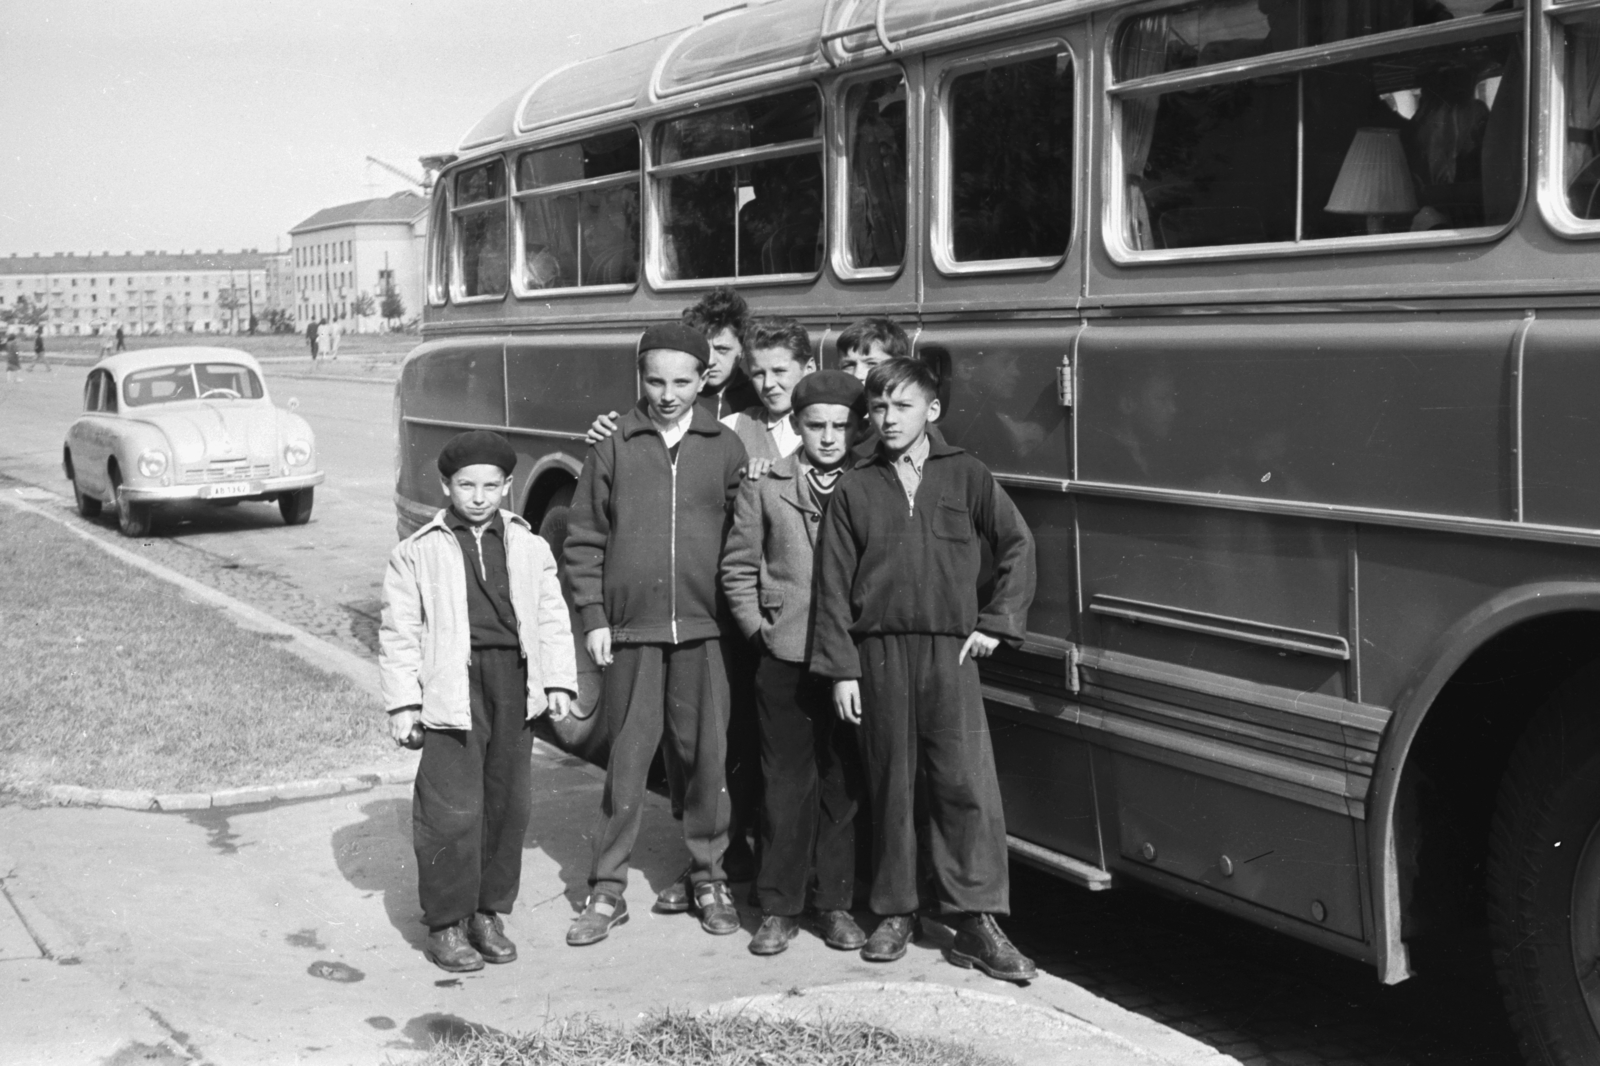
[
  {"left": 421, "top": 1010, "right": 1012, "bottom": 1066},
  {"left": 0, "top": 504, "right": 390, "bottom": 796}
]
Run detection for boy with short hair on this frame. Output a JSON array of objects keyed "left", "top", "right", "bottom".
[
  {"left": 836, "top": 317, "right": 909, "bottom": 381},
  {"left": 721, "top": 315, "right": 817, "bottom": 472},
  {"left": 811, "top": 358, "right": 1039, "bottom": 983},
  {"left": 380, "top": 430, "right": 578, "bottom": 973},
  {"left": 721, "top": 370, "right": 869, "bottom": 956},
  {"left": 564, "top": 322, "right": 750, "bottom": 946}
]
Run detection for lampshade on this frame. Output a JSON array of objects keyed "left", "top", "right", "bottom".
[{"left": 1325, "top": 128, "right": 1418, "bottom": 216}]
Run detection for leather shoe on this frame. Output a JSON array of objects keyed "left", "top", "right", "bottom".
[
  {"left": 425, "top": 919, "right": 485, "bottom": 972},
  {"left": 467, "top": 911, "right": 516, "bottom": 964},
  {"left": 948, "top": 912, "right": 1038, "bottom": 983},
  {"left": 748, "top": 913, "right": 800, "bottom": 956},
  {"left": 567, "top": 891, "right": 628, "bottom": 947},
  {"left": 860, "top": 914, "right": 915, "bottom": 962},
  {"left": 653, "top": 868, "right": 692, "bottom": 914},
  {"left": 816, "top": 909, "right": 867, "bottom": 951},
  {"left": 695, "top": 881, "right": 740, "bottom": 936}
]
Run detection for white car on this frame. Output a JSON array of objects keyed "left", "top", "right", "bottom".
[{"left": 62, "top": 347, "right": 324, "bottom": 537}]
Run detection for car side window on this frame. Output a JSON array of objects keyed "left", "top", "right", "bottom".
[
  {"left": 102, "top": 373, "right": 118, "bottom": 413},
  {"left": 84, "top": 373, "right": 101, "bottom": 412}
]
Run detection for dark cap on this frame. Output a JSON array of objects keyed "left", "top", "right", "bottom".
[
  {"left": 790, "top": 369, "right": 865, "bottom": 415},
  {"left": 437, "top": 430, "right": 517, "bottom": 478},
  {"left": 637, "top": 322, "right": 710, "bottom": 367}
]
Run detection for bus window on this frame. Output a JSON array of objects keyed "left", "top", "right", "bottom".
[
  {"left": 1114, "top": 0, "right": 1523, "bottom": 253},
  {"left": 1557, "top": 12, "right": 1600, "bottom": 223},
  {"left": 427, "top": 190, "right": 449, "bottom": 306},
  {"left": 515, "top": 129, "right": 640, "bottom": 291},
  {"left": 653, "top": 87, "right": 823, "bottom": 281},
  {"left": 452, "top": 159, "right": 508, "bottom": 299},
  {"left": 844, "top": 74, "right": 908, "bottom": 272},
  {"left": 944, "top": 49, "right": 1074, "bottom": 264}
]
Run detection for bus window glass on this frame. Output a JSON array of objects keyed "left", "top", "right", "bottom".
[
  {"left": 654, "top": 89, "right": 823, "bottom": 280},
  {"left": 1113, "top": 0, "right": 1521, "bottom": 79},
  {"left": 845, "top": 74, "right": 908, "bottom": 270},
  {"left": 947, "top": 51, "right": 1074, "bottom": 263},
  {"left": 516, "top": 130, "right": 641, "bottom": 289},
  {"left": 1117, "top": 6, "right": 1522, "bottom": 251},
  {"left": 452, "top": 159, "right": 508, "bottom": 298},
  {"left": 1562, "top": 13, "right": 1600, "bottom": 220}
]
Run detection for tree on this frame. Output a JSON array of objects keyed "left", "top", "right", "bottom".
[
  {"left": 352, "top": 291, "right": 376, "bottom": 318},
  {"left": 0, "top": 295, "right": 47, "bottom": 329},
  {"left": 216, "top": 287, "right": 243, "bottom": 331},
  {"left": 381, "top": 287, "right": 405, "bottom": 326}
]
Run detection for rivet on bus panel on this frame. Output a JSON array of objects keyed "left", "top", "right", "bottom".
[
  {"left": 1219, "top": 855, "right": 1234, "bottom": 877},
  {"left": 1139, "top": 842, "right": 1157, "bottom": 862},
  {"left": 1311, "top": 901, "right": 1328, "bottom": 923}
]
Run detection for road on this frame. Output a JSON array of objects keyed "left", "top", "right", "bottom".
[{"left": 0, "top": 364, "right": 1522, "bottom": 1066}]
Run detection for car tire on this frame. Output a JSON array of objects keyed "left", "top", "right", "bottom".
[
  {"left": 72, "top": 473, "right": 102, "bottom": 519},
  {"left": 110, "top": 471, "right": 151, "bottom": 538},
  {"left": 279, "top": 487, "right": 314, "bottom": 526},
  {"left": 532, "top": 484, "right": 604, "bottom": 759},
  {"left": 1488, "top": 664, "right": 1600, "bottom": 1066}
]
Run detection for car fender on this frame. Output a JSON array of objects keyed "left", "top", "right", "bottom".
[
  {"left": 106, "top": 420, "right": 177, "bottom": 488},
  {"left": 275, "top": 409, "right": 319, "bottom": 472}
]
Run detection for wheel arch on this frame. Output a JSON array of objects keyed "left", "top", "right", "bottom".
[
  {"left": 1369, "top": 582, "right": 1600, "bottom": 983},
  {"left": 517, "top": 452, "right": 582, "bottom": 524}
]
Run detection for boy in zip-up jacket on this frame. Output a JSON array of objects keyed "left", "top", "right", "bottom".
[
  {"left": 810, "top": 358, "right": 1039, "bottom": 983},
  {"left": 564, "top": 323, "right": 750, "bottom": 946},
  {"left": 380, "top": 430, "right": 578, "bottom": 974}
]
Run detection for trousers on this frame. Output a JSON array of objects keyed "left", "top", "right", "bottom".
[
  {"left": 856, "top": 633, "right": 1009, "bottom": 916},
  {"left": 412, "top": 648, "right": 533, "bottom": 930},
  {"left": 754, "top": 655, "right": 860, "bottom": 915},
  {"left": 590, "top": 639, "right": 730, "bottom": 893}
]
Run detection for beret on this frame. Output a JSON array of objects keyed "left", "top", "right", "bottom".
[
  {"left": 437, "top": 430, "right": 517, "bottom": 478},
  {"left": 791, "top": 369, "right": 865, "bottom": 414},
  {"left": 637, "top": 322, "right": 710, "bottom": 367}
]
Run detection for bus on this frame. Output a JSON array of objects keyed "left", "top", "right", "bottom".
[{"left": 394, "top": 1, "right": 1600, "bottom": 1059}]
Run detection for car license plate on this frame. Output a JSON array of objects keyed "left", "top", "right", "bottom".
[{"left": 206, "top": 482, "right": 256, "bottom": 500}]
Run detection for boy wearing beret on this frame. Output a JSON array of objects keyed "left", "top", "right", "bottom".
[
  {"left": 721, "top": 370, "right": 868, "bottom": 956},
  {"left": 564, "top": 323, "right": 750, "bottom": 946},
  {"left": 811, "top": 358, "right": 1039, "bottom": 983},
  {"left": 380, "top": 430, "right": 578, "bottom": 972}
]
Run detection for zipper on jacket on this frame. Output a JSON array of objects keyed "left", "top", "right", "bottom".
[{"left": 669, "top": 452, "right": 679, "bottom": 644}]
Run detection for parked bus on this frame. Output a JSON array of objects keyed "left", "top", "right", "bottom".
[{"left": 395, "top": 0, "right": 1600, "bottom": 1058}]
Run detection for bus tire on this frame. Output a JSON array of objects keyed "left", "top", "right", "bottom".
[
  {"left": 533, "top": 483, "right": 605, "bottom": 760},
  {"left": 1488, "top": 665, "right": 1600, "bottom": 1066}
]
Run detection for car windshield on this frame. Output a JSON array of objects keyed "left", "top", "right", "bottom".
[{"left": 123, "top": 363, "right": 264, "bottom": 407}]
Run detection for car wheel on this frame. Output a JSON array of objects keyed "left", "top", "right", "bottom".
[
  {"left": 71, "top": 470, "right": 101, "bottom": 519},
  {"left": 278, "top": 487, "right": 314, "bottom": 526},
  {"left": 1489, "top": 664, "right": 1600, "bottom": 1066},
  {"left": 109, "top": 470, "right": 151, "bottom": 538}
]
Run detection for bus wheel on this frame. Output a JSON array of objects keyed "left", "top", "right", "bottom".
[
  {"left": 1488, "top": 666, "right": 1600, "bottom": 1066},
  {"left": 533, "top": 483, "right": 605, "bottom": 760}
]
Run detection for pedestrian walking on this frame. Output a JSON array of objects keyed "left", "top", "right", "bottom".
[
  {"left": 379, "top": 430, "right": 578, "bottom": 973},
  {"left": 328, "top": 319, "right": 341, "bottom": 361},
  {"left": 28, "top": 325, "right": 49, "bottom": 372},
  {"left": 306, "top": 319, "right": 320, "bottom": 362},
  {"left": 811, "top": 357, "right": 1039, "bottom": 983},
  {"left": 316, "top": 318, "right": 331, "bottom": 361},
  {"left": 114, "top": 323, "right": 126, "bottom": 352}
]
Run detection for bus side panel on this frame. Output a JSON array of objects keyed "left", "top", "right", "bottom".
[
  {"left": 1522, "top": 313, "right": 1600, "bottom": 529},
  {"left": 396, "top": 340, "right": 507, "bottom": 512},
  {"left": 1076, "top": 316, "right": 1519, "bottom": 519},
  {"left": 506, "top": 332, "right": 644, "bottom": 437},
  {"left": 988, "top": 704, "right": 1102, "bottom": 866}
]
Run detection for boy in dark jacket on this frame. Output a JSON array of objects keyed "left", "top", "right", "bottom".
[
  {"left": 564, "top": 323, "right": 749, "bottom": 946},
  {"left": 811, "top": 358, "right": 1038, "bottom": 983}
]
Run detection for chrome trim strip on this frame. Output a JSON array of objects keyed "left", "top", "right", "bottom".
[
  {"left": 1089, "top": 593, "right": 1351, "bottom": 660},
  {"left": 1068, "top": 478, "right": 1600, "bottom": 549},
  {"left": 1007, "top": 835, "right": 1113, "bottom": 890},
  {"left": 401, "top": 415, "right": 589, "bottom": 443},
  {"left": 994, "top": 472, "right": 1070, "bottom": 492},
  {"left": 513, "top": 172, "right": 639, "bottom": 199},
  {"left": 1511, "top": 310, "right": 1535, "bottom": 521},
  {"left": 647, "top": 138, "right": 824, "bottom": 178}
]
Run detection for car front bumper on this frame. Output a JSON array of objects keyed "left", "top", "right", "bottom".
[{"left": 121, "top": 470, "right": 325, "bottom": 503}]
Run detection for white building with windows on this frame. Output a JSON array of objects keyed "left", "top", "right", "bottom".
[
  {"left": 288, "top": 192, "right": 428, "bottom": 332},
  {"left": 0, "top": 249, "right": 273, "bottom": 336}
]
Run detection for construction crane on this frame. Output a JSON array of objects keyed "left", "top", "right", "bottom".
[{"left": 364, "top": 156, "right": 432, "bottom": 194}]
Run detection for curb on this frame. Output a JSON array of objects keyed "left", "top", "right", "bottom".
[{"left": 38, "top": 766, "right": 417, "bottom": 813}]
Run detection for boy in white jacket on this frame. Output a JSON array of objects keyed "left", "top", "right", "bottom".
[{"left": 380, "top": 430, "right": 578, "bottom": 973}]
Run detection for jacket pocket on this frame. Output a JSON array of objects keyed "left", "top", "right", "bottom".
[
  {"left": 933, "top": 497, "right": 972, "bottom": 542},
  {"left": 759, "top": 588, "right": 785, "bottom": 620}
]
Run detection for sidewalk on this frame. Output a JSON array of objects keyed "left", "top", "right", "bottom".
[{"left": 0, "top": 750, "right": 1228, "bottom": 1066}]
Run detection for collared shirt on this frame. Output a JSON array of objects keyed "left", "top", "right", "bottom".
[
  {"left": 889, "top": 432, "right": 931, "bottom": 511},
  {"left": 444, "top": 508, "right": 520, "bottom": 649},
  {"left": 720, "top": 408, "right": 801, "bottom": 458},
  {"left": 652, "top": 406, "right": 695, "bottom": 451}
]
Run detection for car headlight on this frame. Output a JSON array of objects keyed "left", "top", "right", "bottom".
[
  {"left": 137, "top": 449, "right": 168, "bottom": 478},
  {"left": 283, "top": 440, "right": 312, "bottom": 467}
]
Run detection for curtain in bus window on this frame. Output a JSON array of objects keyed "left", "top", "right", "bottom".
[
  {"left": 580, "top": 185, "right": 639, "bottom": 285},
  {"left": 1119, "top": 16, "right": 1171, "bottom": 250},
  {"left": 1566, "top": 19, "right": 1600, "bottom": 218},
  {"left": 738, "top": 155, "right": 822, "bottom": 275},
  {"left": 948, "top": 53, "right": 1074, "bottom": 262},
  {"left": 458, "top": 209, "right": 508, "bottom": 296},
  {"left": 847, "top": 75, "right": 908, "bottom": 269}
]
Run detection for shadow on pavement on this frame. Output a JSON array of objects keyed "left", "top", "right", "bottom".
[{"left": 331, "top": 797, "right": 422, "bottom": 949}]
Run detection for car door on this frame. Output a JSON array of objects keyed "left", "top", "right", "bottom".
[{"left": 71, "top": 370, "right": 113, "bottom": 497}]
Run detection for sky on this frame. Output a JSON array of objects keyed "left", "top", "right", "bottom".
[{"left": 0, "top": 0, "right": 733, "bottom": 257}]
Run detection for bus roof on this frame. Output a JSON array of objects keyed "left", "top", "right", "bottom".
[{"left": 456, "top": 0, "right": 1095, "bottom": 155}]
